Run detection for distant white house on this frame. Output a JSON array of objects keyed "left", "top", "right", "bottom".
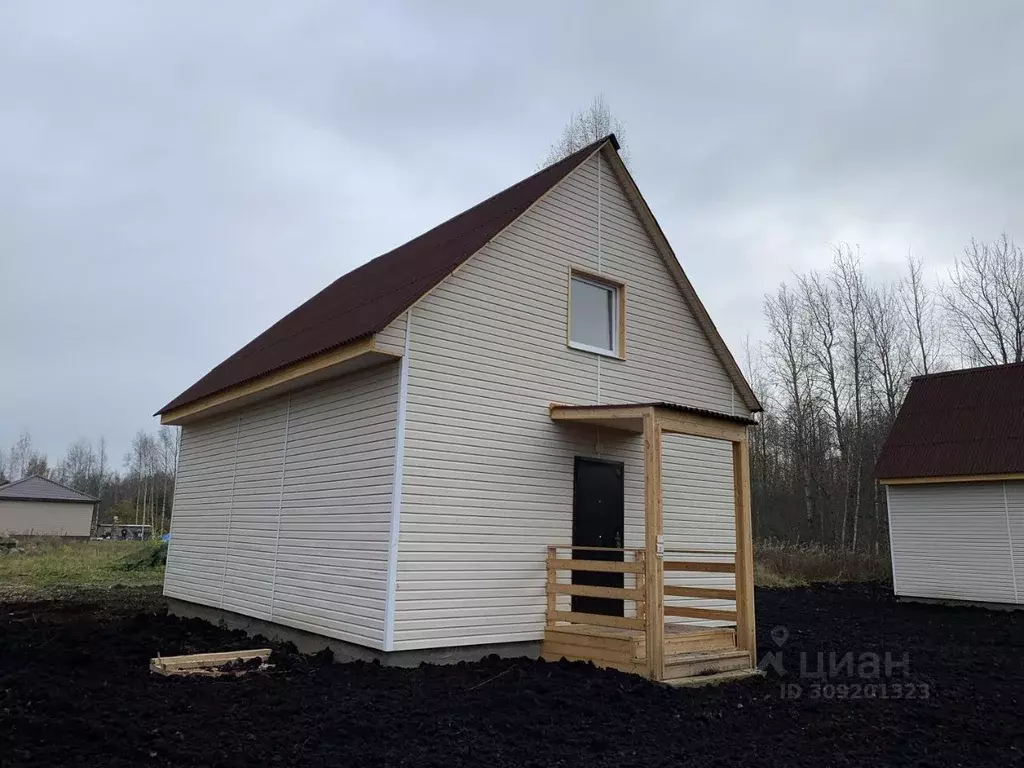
[
  {"left": 0, "top": 475, "right": 98, "bottom": 538},
  {"left": 158, "top": 135, "right": 762, "bottom": 682}
]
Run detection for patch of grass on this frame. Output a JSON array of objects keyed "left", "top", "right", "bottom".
[
  {"left": 0, "top": 538, "right": 165, "bottom": 599},
  {"left": 754, "top": 539, "right": 892, "bottom": 588}
]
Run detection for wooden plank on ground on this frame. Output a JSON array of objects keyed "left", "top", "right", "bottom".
[
  {"left": 664, "top": 606, "right": 737, "bottom": 622},
  {"left": 150, "top": 648, "right": 272, "bottom": 675},
  {"left": 664, "top": 585, "right": 737, "bottom": 600},
  {"left": 663, "top": 561, "right": 735, "bottom": 573}
]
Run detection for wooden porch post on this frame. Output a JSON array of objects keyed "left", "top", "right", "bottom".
[
  {"left": 732, "top": 435, "right": 757, "bottom": 667},
  {"left": 643, "top": 410, "right": 664, "bottom": 681}
]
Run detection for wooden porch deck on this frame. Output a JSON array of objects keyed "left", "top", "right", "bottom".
[
  {"left": 544, "top": 544, "right": 756, "bottom": 682},
  {"left": 542, "top": 622, "right": 749, "bottom": 681}
]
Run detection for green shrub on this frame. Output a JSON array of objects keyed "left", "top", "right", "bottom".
[{"left": 117, "top": 540, "right": 168, "bottom": 571}]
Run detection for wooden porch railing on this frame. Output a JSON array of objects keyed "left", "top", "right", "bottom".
[
  {"left": 545, "top": 545, "right": 744, "bottom": 680},
  {"left": 662, "top": 548, "right": 738, "bottom": 624},
  {"left": 545, "top": 546, "right": 646, "bottom": 630}
]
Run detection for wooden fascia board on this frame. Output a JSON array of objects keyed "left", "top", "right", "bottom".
[
  {"left": 549, "top": 403, "right": 650, "bottom": 421},
  {"left": 655, "top": 410, "right": 749, "bottom": 443},
  {"left": 159, "top": 338, "right": 394, "bottom": 425},
  {"left": 880, "top": 473, "right": 1024, "bottom": 486},
  {"left": 598, "top": 145, "right": 762, "bottom": 414}
]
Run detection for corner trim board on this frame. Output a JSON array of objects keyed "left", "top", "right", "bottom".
[{"left": 383, "top": 311, "right": 412, "bottom": 651}]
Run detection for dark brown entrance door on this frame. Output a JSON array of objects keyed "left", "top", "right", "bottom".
[{"left": 571, "top": 457, "right": 625, "bottom": 617}]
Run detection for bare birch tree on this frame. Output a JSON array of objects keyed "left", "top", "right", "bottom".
[
  {"left": 942, "top": 235, "right": 1024, "bottom": 366},
  {"left": 543, "top": 95, "right": 629, "bottom": 166},
  {"left": 764, "top": 283, "right": 815, "bottom": 536},
  {"left": 899, "top": 251, "right": 940, "bottom": 375}
]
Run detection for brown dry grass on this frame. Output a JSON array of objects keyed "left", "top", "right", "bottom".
[{"left": 754, "top": 539, "right": 892, "bottom": 588}]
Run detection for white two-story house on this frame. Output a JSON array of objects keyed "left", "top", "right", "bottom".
[{"left": 158, "top": 135, "right": 762, "bottom": 683}]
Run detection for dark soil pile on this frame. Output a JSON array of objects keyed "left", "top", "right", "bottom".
[{"left": 1, "top": 584, "right": 1022, "bottom": 767}]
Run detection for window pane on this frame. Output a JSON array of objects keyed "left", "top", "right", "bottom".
[{"left": 571, "top": 277, "right": 614, "bottom": 351}]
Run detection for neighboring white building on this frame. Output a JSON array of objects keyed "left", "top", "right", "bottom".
[
  {"left": 158, "top": 135, "right": 763, "bottom": 682},
  {"left": 0, "top": 475, "right": 97, "bottom": 538},
  {"left": 878, "top": 362, "right": 1024, "bottom": 607}
]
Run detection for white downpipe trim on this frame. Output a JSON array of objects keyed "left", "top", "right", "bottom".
[
  {"left": 383, "top": 311, "right": 412, "bottom": 651},
  {"left": 1002, "top": 482, "right": 1019, "bottom": 604}
]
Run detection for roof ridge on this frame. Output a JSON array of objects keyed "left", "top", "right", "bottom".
[{"left": 912, "top": 360, "right": 1024, "bottom": 381}]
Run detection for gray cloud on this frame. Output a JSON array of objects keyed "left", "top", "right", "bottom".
[{"left": 2, "top": 0, "right": 1022, "bottom": 462}]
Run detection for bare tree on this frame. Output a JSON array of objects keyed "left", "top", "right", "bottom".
[
  {"left": 543, "top": 95, "right": 629, "bottom": 166},
  {"left": 899, "top": 251, "right": 941, "bottom": 375},
  {"left": 831, "top": 245, "right": 868, "bottom": 550},
  {"left": 7, "top": 434, "right": 34, "bottom": 481},
  {"left": 764, "top": 283, "right": 815, "bottom": 536},
  {"left": 942, "top": 235, "right": 1024, "bottom": 366},
  {"left": 865, "top": 282, "right": 912, "bottom": 422}
]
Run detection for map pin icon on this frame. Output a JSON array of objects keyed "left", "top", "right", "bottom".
[{"left": 771, "top": 625, "right": 790, "bottom": 647}]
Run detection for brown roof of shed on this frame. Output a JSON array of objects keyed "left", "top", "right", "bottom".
[
  {"left": 875, "top": 362, "right": 1024, "bottom": 480},
  {"left": 158, "top": 136, "right": 617, "bottom": 415}
]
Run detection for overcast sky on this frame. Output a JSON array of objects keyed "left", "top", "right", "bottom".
[{"left": 2, "top": 1, "right": 1022, "bottom": 465}]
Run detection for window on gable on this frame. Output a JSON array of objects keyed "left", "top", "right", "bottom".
[{"left": 569, "top": 270, "right": 625, "bottom": 358}]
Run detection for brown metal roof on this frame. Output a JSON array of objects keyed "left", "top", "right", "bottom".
[
  {"left": 875, "top": 362, "right": 1024, "bottom": 480},
  {"left": 158, "top": 136, "right": 617, "bottom": 415},
  {"left": 554, "top": 402, "right": 757, "bottom": 426}
]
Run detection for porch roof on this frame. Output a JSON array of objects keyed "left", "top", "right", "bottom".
[{"left": 549, "top": 402, "right": 755, "bottom": 441}]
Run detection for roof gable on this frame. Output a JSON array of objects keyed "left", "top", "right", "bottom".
[
  {"left": 158, "top": 137, "right": 611, "bottom": 415},
  {"left": 159, "top": 134, "right": 760, "bottom": 416},
  {"left": 0, "top": 475, "right": 99, "bottom": 503},
  {"left": 876, "top": 362, "right": 1024, "bottom": 480}
]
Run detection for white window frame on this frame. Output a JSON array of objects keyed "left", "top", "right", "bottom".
[{"left": 568, "top": 269, "right": 625, "bottom": 359}]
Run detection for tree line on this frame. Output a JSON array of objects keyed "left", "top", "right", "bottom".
[
  {"left": 0, "top": 428, "right": 180, "bottom": 534},
  {"left": 748, "top": 235, "right": 1023, "bottom": 552}
]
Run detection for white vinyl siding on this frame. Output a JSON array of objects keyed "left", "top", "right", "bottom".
[
  {"left": 0, "top": 500, "right": 93, "bottom": 537},
  {"left": 392, "top": 149, "right": 746, "bottom": 650},
  {"left": 887, "top": 481, "right": 1022, "bottom": 605},
  {"left": 662, "top": 434, "right": 736, "bottom": 626},
  {"left": 374, "top": 314, "right": 407, "bottom": 356},
  {"left": 165, "top": 362, "right": 400, "bottom": 648}
]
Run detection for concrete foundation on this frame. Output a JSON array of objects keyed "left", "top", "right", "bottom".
[
  {"left": 167, "top": 598, "right": 541, "bottom": 666},
  {"left": 896, "top": 595, "right": 1022, "bottom": 611}
]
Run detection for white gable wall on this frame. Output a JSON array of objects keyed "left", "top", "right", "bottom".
[
  {"left": 165, "top": 362, "right": 400, "bottom": 649},
  {"left": 0, "top": 500, "right": 93, "bottom": 537},
  {"left": 391, "top": 149, "right": 747, "bottom": 651}
]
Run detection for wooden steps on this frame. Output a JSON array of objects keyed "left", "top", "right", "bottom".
[
  {"left": 541, "top": 623, "right": 749, "bottom": 681},
  {"left": 662, "top": 648, "right": 750, "bottom": 681}
]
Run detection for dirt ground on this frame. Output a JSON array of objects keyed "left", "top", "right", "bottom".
[{"left": 1, "top": 584, "right": 1022, "bottom": 767}]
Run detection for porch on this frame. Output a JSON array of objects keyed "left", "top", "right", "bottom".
[{"left": 542, "top": 403, "right": 757, "bottom": 683}]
